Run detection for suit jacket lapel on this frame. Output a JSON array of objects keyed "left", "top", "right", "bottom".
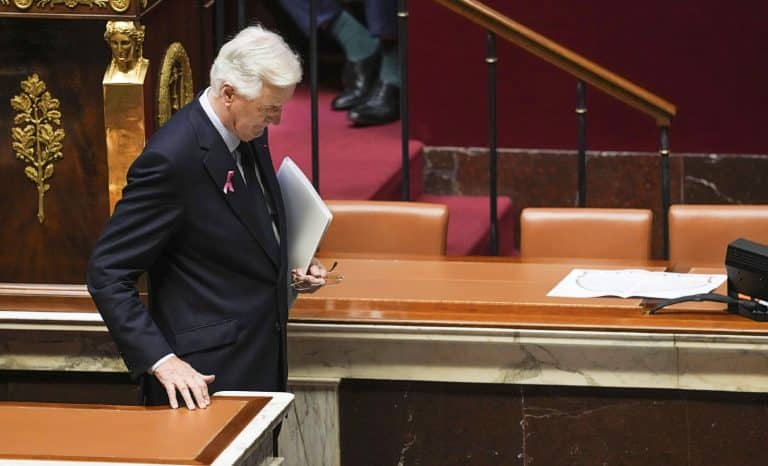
[{"left": 194, "top": 105, "right": 279, "bottom": 267}]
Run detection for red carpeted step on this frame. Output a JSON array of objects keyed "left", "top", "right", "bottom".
[
  {"left": 417, "top": 195, "right": 518, "bottom": 256},
  {"left": 269, "top": 86, "right": 423, "bottom": 200},
  {"left": 270, "top": 86, "right": 517, "bottom": 256}
]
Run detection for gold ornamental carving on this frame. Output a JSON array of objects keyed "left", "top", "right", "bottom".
[
  {"left": 6, "top": 1, "right": 33, "bottom": 10},
  {"left": 32, "top": 1, "right": 109, "bottom": 8},
  {"left": 10, "top": 74, "right": 65, "bottom": 224},
  {"left": 108, "top": 0, "right": 129, "bottom": 13},
  {"left": 157, "top": 42, "right": 194, "bottom": 127}
]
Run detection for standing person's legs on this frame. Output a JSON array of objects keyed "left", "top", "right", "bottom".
[
  {"left": 277, "top": 0, "right": 342, "bottom": 36},
  {"left": 348, "top": 0, "right": 399, "bottom": 125},
  {"left": 277, "top": 0, "right": 381, "bottom": 110}
]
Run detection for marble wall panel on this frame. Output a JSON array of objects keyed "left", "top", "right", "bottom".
[
  {"left": 522, "top": 386, "right": 688, "bottom": 466},
  {"left": 684, "top": 391, "right": 768, "bottom": 466},
  {"left": 340, "top": 380, "right": 524, "bottom": 466},
  {"left": 422, "top": 148, "right": 768, "bottom": 258},
  {"left": 683, "top": 154, "right": 768, "bottom": 204},
  {"left": 281, "top": 379, "right": 340, "bottom": 466},
  {"left": 339, "top": 381, "right": 768, "bottom": 466}
]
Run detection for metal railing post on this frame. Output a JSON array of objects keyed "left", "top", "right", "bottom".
[
  {"left": 215, "top": 0, "right": 225, "bottom": 52},
  {"left": 487, "top": 32, "right": 498, "bottom": 255},
  {"left": 310, "top": 0, "right": 320, "bottom": 190},
  {"left": 576, "top": 80, "right": 587, "bottom": 207},
  {"left": 398, "top": 0, "right": 410, "bottom": 201},
  {"left": 660, "top": 126, "right": 671, "bottom": 259},
  {"left": 237, "top": 0, "right": 246, "bottom": 29}
]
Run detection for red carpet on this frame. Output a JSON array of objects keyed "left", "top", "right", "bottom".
[
  {"left": 269, "top": 86, "right": 516, "bottom": 256},
  {"left": 269, "top": 86, "right": 423, "bottom": 200}
]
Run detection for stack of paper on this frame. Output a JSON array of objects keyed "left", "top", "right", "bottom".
[{"left": 547, "top": 269, "right": 727, "bottom": 299}]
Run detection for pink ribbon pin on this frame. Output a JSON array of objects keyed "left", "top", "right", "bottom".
[{"left": 223, "top": 170, "right": 235, "bottom": 194}]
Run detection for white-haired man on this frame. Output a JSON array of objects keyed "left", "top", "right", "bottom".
[{"left": 88, "top": 25, "right": 327, "bottom": 411}]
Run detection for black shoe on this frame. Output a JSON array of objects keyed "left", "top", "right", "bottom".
[
  {"left": 331, "top": 51, "right": 381, "bottom": 111},
  {"left": 347, "top": 81, "right": 400, "bottom": 126}
]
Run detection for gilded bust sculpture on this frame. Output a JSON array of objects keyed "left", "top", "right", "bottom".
[{"left": 103, "top": 21, "right": 148, "bottom": 83}]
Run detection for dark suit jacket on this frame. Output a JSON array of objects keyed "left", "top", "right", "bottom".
[{"left": 87, "top": 99, "right": 291, "bottom": 403}]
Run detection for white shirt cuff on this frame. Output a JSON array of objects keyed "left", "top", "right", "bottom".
[{"left": 149, "top": 353, "right": 175, "bottom": 374}]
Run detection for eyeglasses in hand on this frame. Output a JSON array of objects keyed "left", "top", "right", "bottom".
[{"left": 290, "top": 261, "right": 344, "bottom": 291}]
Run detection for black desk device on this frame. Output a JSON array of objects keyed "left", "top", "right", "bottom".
[{"left": 650, "top": 238, "right": 768, "bottom": 321}]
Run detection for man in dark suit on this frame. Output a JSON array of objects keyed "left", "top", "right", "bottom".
[{"left": 87, "top": 25, "right": 327, "bottom": 410}]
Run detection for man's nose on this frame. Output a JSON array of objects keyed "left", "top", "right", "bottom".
[{"left": 269, "top": 109, "right": 283, "bottom": 125}]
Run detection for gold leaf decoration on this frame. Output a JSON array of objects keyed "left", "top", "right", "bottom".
[
  {"left": 13, "top": 0, "right": 32, "bottom": 9},
  {"left": 157, "top": 42, "right": 194, "bottom": 127},
  {"left": 34, "top": 0, "right": 108, "bottom": 9},
  {"left": 10, "top": 74, "right": 65, "bottom": 224},
  {"left": 108, "top": 0, "right": 129, "bottom": 13}
]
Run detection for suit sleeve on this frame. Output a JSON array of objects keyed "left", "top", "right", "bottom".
[{"left": 87, "top": 149, "right": 183, "bottom": 379}]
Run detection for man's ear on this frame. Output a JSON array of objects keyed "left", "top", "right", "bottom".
[{"left": 222, "top": 83, "right": 235, "bottom": 102}]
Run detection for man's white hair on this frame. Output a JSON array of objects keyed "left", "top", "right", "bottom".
[{"left": 210, "top": 25, "right": 302, "bottom": 99}]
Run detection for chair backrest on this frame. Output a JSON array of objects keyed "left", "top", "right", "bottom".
[
  {"left": 520, "top": 207, "right": 653, "bottom": 260},
  {"left": 318, "top": 200, "right": 449, "bottom": 256},
  {"left": 669, "top": 204, "right": 768, "bottom": 265}
]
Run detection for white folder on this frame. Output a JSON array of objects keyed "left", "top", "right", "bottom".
[{"left": 276, "top": 157, "right": 333, "bottom": 273}]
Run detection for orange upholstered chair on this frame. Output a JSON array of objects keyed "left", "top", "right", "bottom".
[
  {"left": 669, "top": 204, "right": 768, "bottom": 266},
  {"left": 318, "top": 200, "right": 449, "bottom": 256},
  {"left": 520, "top": 207, "right": 653, "bottom": 260}
]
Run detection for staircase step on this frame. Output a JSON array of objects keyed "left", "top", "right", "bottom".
[
  {"left": 416, "top": 195, "right": 517, "bottom": 256},
  {"left": 269, "top": 86, "right": 422, "bottom": 201},
  {"left": 271, "top": 86, "right": 517, "bottom": 256}
]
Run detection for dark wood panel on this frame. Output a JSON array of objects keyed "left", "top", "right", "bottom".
[
  {"left": 0, "top": 19, "right": 110, "bottom": 284},
  {"left": 0, "top": 370, "right": 139, "bottom": 405},
  {"left": 0, "top": 3, "right": 213, "bottom": 285},
  {"left": 140, "top": 0, "right": 213, "bottom": 136}
]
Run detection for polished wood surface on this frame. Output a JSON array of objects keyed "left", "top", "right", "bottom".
[
  {"left": 432, "top": 0, "right": 676, "bottom": 125},
  {"left": 1, "top": 257, "right": 761, "bottom": 335},
  {"left": 0, "top": 396, "right": 268, "bottom": 464},
  {"left": 291, "top": 257, "right": 768, "bottom": 335}
]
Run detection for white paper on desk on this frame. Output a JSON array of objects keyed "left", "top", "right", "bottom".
[
  {"left": 547, "top": 269, "right": 727, "bottom": 299},
  {"left": 277, "top": 157, "right": 333, "bottom": 273}
]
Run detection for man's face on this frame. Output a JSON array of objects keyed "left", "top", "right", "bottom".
[
  {"left": 227, "top": 83, "right": 295, "bottom": 141},
  {"left": 109, "top": 32, "right": 135, "bottom": 70}
]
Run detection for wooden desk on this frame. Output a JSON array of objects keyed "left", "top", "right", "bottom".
[
  {"left": 2, "top": 257, "right": 767, "bottom": 466},
  {"left": 0, "top": 392, "right": 291, "bottom": 466},
  {"left": 292, "top": 258, "right": 759, "bottom": 334}
]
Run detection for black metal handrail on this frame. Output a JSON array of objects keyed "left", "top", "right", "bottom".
[
  {"left": 219, "top": 0, "right": 677, "bottom": 257},
  {"left": 431, "top": 0, "right": 677, "bottom": 257}
]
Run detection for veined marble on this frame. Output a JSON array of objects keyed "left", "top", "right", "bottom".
[
  {"left": 287, "top": 323, "right": 768, "bottom": 393},
  {"left": 4, "top": 313, "right": 768, "bottom": 466},
  {"left": 3, "top": 314, "right": 768, "bottom": 392},
  {"left": 280, "top": 378, "right": 340, "bottom": 466}
]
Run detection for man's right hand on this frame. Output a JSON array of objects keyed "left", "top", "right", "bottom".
[{"left": 153, "top": 355, "right": 215, "bottom": 410}]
